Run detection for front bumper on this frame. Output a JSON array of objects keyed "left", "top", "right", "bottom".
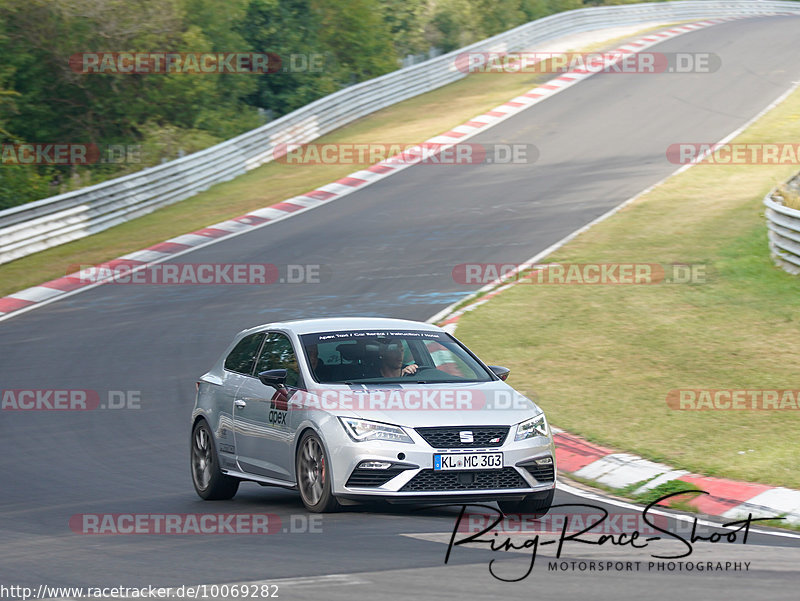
[{"left": 324, "top": 421, "right": 556, "bottom": 499}]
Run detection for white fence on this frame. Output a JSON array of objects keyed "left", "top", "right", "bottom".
[{"left": 2, "top": 0, "right": 800, "bottom": 264}]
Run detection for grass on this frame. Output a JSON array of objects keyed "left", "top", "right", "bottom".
[
  {"left": 568, "top": 474, "right": 701, "bottom": 513},
  {"left": 774, "top": 183, "right": 800, "bottom": 210},
  {"left": 757, "top": 517, "right": 800, "bottom": 532},
  {"left": 630, "top": 480, "right": 703, "bottom": 512},
  {"left": 0, "top": 23, "right": 673, "bottom": 298},
  {"left": 454, "top": 83, "right": 800, "bottom": 489}
]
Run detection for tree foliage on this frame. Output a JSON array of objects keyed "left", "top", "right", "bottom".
[{"left": 0, "top": 0, "right": 636, "bottom": 208}]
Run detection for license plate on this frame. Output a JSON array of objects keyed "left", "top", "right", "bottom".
[{"left": 433, "top": 452, "right": 503, "bottom": 470}]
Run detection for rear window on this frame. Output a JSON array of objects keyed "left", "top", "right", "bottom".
[
  {"left": 299, "top": 329, "right": 493, "bottom": 384},
  {"left": 223, "top": 333, "right": 265, "bottom": 375}
]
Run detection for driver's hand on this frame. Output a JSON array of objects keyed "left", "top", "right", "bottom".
[{"left": 401, "top": 364, "right": 418, "bottom": 375}]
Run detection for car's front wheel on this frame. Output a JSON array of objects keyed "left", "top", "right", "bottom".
[
  {"left": 191, "top": 420, "right": 239, "bottom": 500},
  {"left": 497, "top": 488, "right": 554, "bottom": 516},
  {"left": 296, "top": 431, "right": 341, "bottom": 513}
]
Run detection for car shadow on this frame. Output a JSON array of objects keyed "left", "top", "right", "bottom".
[{"left": 230, "top": 482, "right": 487, "bottom": 519}]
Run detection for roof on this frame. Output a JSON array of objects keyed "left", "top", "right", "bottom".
[{"left": 243, "top": 317, "right": 443, "bottom": 336}]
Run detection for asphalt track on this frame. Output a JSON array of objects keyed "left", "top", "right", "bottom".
[{"left": 2, "top": 15, "right": 800, "bottom": 600}]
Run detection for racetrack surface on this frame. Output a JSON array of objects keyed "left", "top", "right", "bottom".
[{"left": 2, "top": 16, "right": 800, "bottom": 599}]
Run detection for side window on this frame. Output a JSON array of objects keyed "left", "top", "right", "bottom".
[
  {"left": 224, "top": 333, "right": 265, "bottom": 375},
  {"left": 255, "top": 333, "right": 301, "bottom": 388}
]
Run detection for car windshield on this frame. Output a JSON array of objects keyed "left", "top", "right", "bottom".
[{"left": 299, "top": 329, "right": 494, "bottom": 384}]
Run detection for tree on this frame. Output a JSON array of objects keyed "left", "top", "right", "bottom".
[
  {"left": 239, "top": 0, "right": 337, "bottom": 116},
  {"left": 312, "top": 0, "right": 398, "bottom": 85},
  {"left": 429, "top": 0, "right": 481, "bottom": 52},
  {"left": 380, "top": 0, "right": 430, "bottom": 58},
  {"left": 474, "top": 0, "right": 526, "bottom": 38}
]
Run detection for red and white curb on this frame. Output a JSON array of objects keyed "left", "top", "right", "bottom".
[
  {"left": 556, "top": 429, "right": 800, "bottom": 525},
  {"left": 0, "top": 18, "right": 741, "bottom": 322}
]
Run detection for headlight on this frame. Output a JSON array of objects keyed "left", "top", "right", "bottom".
[
  {"left": 339, "top": 417, "right": 413, "bottom": 443},
  {"left": 515, "top": 413, "right": 548, "bottom": 441}
]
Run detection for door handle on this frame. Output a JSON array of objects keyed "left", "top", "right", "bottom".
[{"left": 234, "top": 399, "right": 247, "bottom": 409}]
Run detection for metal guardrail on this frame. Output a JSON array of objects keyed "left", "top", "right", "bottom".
[
  {"left": 764, "top": 187, "right": 800, "bottom": 274},
  {"left": 2, "top": 0, "right": 800, "bottom": 265}
]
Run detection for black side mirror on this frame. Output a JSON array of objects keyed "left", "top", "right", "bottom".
[
  {"left": 258, "top": 369, "right": 287, "bottom": 388},
  {"left": 488, "top": 365, "right": 510, "bottom": 381}
]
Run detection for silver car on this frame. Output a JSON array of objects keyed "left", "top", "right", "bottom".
[{"left": 190, "top": 317, "right": 556, "bottom": 513}]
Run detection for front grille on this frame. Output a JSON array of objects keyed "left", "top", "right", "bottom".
[
  {"left": 415, "top": 426, "right": 509, "bottom": 449},
  {"left": 400, "top": 468, "right": 527, "bottom": 492},
  {"left": 345, "top": 467, "right": 407, "bottom": 488},
  {"left": 523, "top": 463, "right": 555, "bottom": 482}
]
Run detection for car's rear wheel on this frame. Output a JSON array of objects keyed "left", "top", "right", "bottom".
[
  {"left": 191, "top": 420, "right": 239, "bottom": 500},
  {"left": 296, "top": 431, "right": 341, "bottom": 513},
  {"left": 497, "top": 488, "right": 554, "bottom": 516}
]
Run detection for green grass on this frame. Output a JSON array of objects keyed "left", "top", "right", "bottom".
[
  {"left": 774, "top": 183, "right": 800, "bottom": 210},
  {"left": 454, "top": 85, "right": 800, "bottom": 489},
  {"left": 757, "top": 517, "right": 800, "bottom": 532},
  {"left": 630, "top": 480, "right": 702, "bottom": 512},
  {"left": 0, "top": 23, "right": 672, "bottom": 297},
  {"left": 568, "top": 474, "right": 701, "bottom": 513}
]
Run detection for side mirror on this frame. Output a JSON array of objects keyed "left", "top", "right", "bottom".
[
  {"left": 489, "top": 365, "right": 510, "bottom": 381},
  {"left": 258, "top": 369, "right": 287, "bottom": 388}
]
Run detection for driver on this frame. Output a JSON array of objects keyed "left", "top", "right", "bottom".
[
  {"left": 306, "top": 343, "right": 331, "bottom": 381},
  {"left": 377, "top": 339, "right": 417, "bottom": 377}
]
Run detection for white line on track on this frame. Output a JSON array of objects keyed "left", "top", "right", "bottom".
[{"left": 427, "top": 77, "right": 800, "bottom": 326}]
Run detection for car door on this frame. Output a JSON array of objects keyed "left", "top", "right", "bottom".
[
  {"left": 215, "top": 332, "right": 265, "bottom": 471},
  {"left": 233, "top": 331, "right": 302, "bottom": 482}
]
